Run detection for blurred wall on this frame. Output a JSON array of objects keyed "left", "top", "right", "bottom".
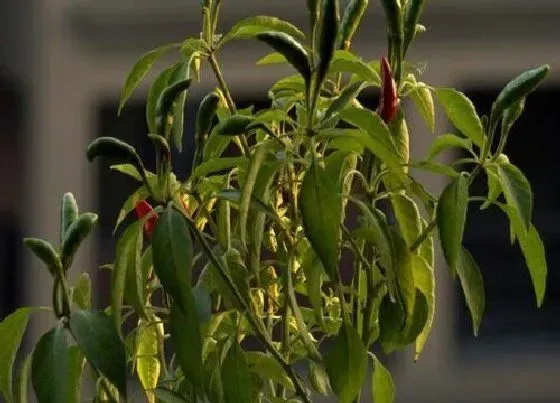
[{"left": 1, "top": 1, "right": 560, "bottom": 402}]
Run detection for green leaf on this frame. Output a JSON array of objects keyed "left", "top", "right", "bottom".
[
  {"left": 324, "top": 81, "right": 367, "bottom": 121},
  {"left": 169, "top": 300, "right": 204, "bottom": 393},
  {"left": 336, "top": 109, "right": 404, "bottom": 173},
  {"left": 213, "top": 115, "right": 254, "bottom": 137},
  {"left": 221, "top": 16, "right": 304, "bottom": 44},
  {"left": 246, "top": 351, "right": 294, "bottom": 391},
  {"left": 410, "top": 161, "right": 460, "bottom": 178},
  {"left": 60, "top": 212, "right": 99, "bottom": 269},
  {"left": 456, "top": 247, "right": 485, "bottom": 336},
  {"left": 330, "top": 50, "right": 380, "bottom": 84},
  {"left": 435, "top": 88, "right": 485, "bottom": 147},
  {"left": 113, "top": 185, "right": 150, "bottom": 234},
  {"left": 67, "top": 346, "right": 85, "bottom": 403},
  {"left": 136, "top": 318, "right": 161, "bottom": 398},
  {"left": 191, "top": 157, "right": 247, "bottom": 180},
  {"left": 437, "top": 174, "right": 468, "bottom": 272},
  {"left": 32, "top": 326, "right": 68, "bottom": 403},
  {"left": 256, "top": 52, "right": 287, "bottom": 65},
  {"left": 494, "top": 162, "right": 532, "bottom": 230},
  {"left": 371, "top": 355, "right": 395, "bottom": 403},
  {"left": 239, "top": 142, "right": 271, "bottom": 248},
  {"left": 255, "top": 32, "right": 311, "bottom": 83},
  {"left": 316, "top": 0, "right": 339, "bottom": 87},
  {"left": 490, "top": 64, "right": 549, "bottom": 127},
  {"left": 308, "top": 361, "right": 332, "bottom": 396},
  {"left": 118, "top": 43, "right": 179, "bottom": 113},
  {"left": 0, "top": 308, "right": 36, "bottom": 403},
  {"left": 23, "top": 238, "right": 61, "bottom": 277},
  {"left": 390, "top": 228, "right": 416, "bottom": 324},
  {"left": 146, "top": 64, "right": 177, "bottom": 134},
  {"left": 501, "top": 205, "right": 547, "bottom": 307},
  {"left": 112, "top": 220, "right": 145, "bottom": 336},
  {"left": 302, "top": 244, "right": 324, "bottom": 326},
  {"left": 69, "top": 310, "right": 127, "bottom": 398},
  {"left": 426, "top": 134, "right": 473, "bottom": 161},
  {"left": 324, "top": 320, "right": 368, "bottom": 403},
  {"left": 501, "top": 98, "right": 525, "bottom": 139},
  {"left": 152, "top": 205, "right": 194, "bottom": 312},
  {"left": 221, "top": 342, "right": 252, "bottom": 403},
  {"left": 412, "top": 255, "right": 435, "bottom": 361},
  {"left": 300, "top": 161, "right": 342, "bottom": 280},
  {"left": 350, "top": 201, "right": 393, "bottom": 273},
  {"left": 60, "top": 193, "right": 79, "bottom": 243},
  {"left": 481, "top": 165, "right": 502, "bottom": 210},
  {"left": 169, "top": 62, "right": 190, "bottom": 152},
  {"left": 15, "top": 353, "right": 31, "bottom": 403},
  {"left": 410, "top": 85, "right": 435, "bottom": 133},
  {"left": 72, "top": 273, "right": 91, "bottom": 310},
  {"left": 110, "top": 163, "right": 144, "bottom": 181},
  {"left": 215, "top": 189, "right": 277, "bottom": 220},
  {"left": 390, "top": 193, "right": 422, "bottom": 248},
  {"left": 154, "top": 388, "right": 188, "bottom": 403},
  {"left": 192, "top": 286, "right": 212, "bottom": 323}
]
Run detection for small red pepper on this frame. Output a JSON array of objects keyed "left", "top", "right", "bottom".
[
  {"left": 135, "top": 200, "right": 159, "bottom": 237},
  {"left": 377, "top": 56, "right": 399, "bottom": 124}
]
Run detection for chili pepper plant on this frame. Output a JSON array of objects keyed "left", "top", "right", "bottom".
[{"left": 1, "top": 0, "right": 550, "bottom": 402}]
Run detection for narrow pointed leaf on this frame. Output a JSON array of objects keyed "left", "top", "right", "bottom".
[
  {"left": 72, "top": 273, "right": 91, "bottom": 310},
  {"left": 456, "top": 247, "right": 485, "bottom": 335},
  {"left": 427, "top": 134, "right": 472, "bottom": 161},
  {"left": 410, "top": 85, "right": 435, "bottom": 133},
  {"left": 119, "top": 43, "right": 179, "bottom": 114},
  {"left": 391, "top": 193, "right": 422, "bottom": 248},
  {"left": 146, "top": 64, "right": 177, "bottom": 134},
  {"left": 256, "top": 32, "right": 311, "bottom": 82},
  {"left": 222, "top": 16, "right": 304, "bottom": 44},
  {"left": 412, "top": 255, "right": 435, "bottom": 360},
  {"left": 437, "top": 175, "right": 468, "bottom": 272},
  {"left": 495, "top": 162, "right": 532, "bottom": 230},
  {"left": 60, "top": 193, "right": 79, "bottom": 243}
]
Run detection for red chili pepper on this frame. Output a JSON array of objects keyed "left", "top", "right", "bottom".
[
  {"left": 135, "top": 200, "right": 159, "bottom": 237},
  {"left": 377, "top": 56, "right": 399, "bottom": 124}
]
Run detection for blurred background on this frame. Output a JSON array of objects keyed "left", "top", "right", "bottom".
[{"left": 1, "top": 0, "right": 559, "bottom": 402}]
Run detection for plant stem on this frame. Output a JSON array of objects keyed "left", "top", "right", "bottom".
[
  {"left": 183, "top": 214, "right": 312, "bottom": 403},
  {"left": 409, "top": 219, "right": 436, "bottom": 252},
  {"left": 207, "top": 52, "right": 251, "bottom": 155}
]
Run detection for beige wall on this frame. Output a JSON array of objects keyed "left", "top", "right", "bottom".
[{"left": 18, "top": 1, "right": 560, "bottom": 402}]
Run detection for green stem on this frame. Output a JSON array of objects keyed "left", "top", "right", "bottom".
[
  {"left": 182, "top": 214, "right": 312, "bottom": 403},
  {"left": 409, "top": 219, "right": 436, "bottom": 252},
  {"left": 207, "top": 52, "right": 251, "bottom": 155}
]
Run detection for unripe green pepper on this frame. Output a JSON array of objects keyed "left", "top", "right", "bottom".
[
  {"left": 316, "top": 0, "right": 340, "bottom": 88},
  {"left": 403, "top": 0, "right": 425, "bottom": 52}
]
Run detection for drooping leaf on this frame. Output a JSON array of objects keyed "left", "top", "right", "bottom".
[
  {"left": 119, "top": 43, "right": 179, "bottom": 114},
  {"left": 221, "top": 16, "right": 305, "bottom": 44},
  {"left": 412, "top": 255, "right": 435, "bottom": 361},
  {"left": 501, "top": 205, "right": 547, "bottom": 307},
  {"left": 113, "top": 185, "right": 150, "bottom": 234},
  {"left": 169, "top": 61, "right": 190, "bottom": 152},
  {"left": 389, "top": 228, "right": 416, "bottom": 324},
  {"left": 426, "top": 134, "right": 473, "bottom": 161},
  {"left": 110, "top": 163, "right": 144, "bottom": 181},
  {"left": 112, "top": 220, "right": 145, "bottom": 335},
  {"left": 191, "top": 157, "right": 248, "bottom": 180},
  {"left": 437, "top": 174, "right": 469, "bottom": 273},
  {"left": 435, "top": 88, "right": 485, "bottom": 147},
  {"left": 169, "top": 299, "right": 204, "bottom": 392},
  {"left": 371, "top": 355, "right": 395, "bottom": 403},
  {"left": 256, "top": 32, "right": 311, "bottom": 83},
  {"left": 456, "top": 247, "right": 485, "bottom": 336},
  {"left": 246, "top": 351, "right": 294, "bottom": 391},
  {"left": 221, "top": 342, "right": 252, "bottom": 403},
  {"left": 495, "top": 161, "right": 532, "bottom": 230},
  {"left": 15, "top": 353, "right": 32, "bottom": 403},
  {"left": 302, "top": 243, "right": 324, "bottom": 326},
  {"left": 324, "top": 320, "right": 368, "bottom": 403},
  {"left": 300, "top": 161, "right": 342, "bottom": 280},
  {"left": 0, "top": 308, "right": 36, "bottom": 403},
  {"left": 69, "top": 310, "right": 127, "bottom": 398},
  {"left": 152, "top": 205, "right": 194, "bottom": 312},
  {"left": 308, "top": 361, "right": 332, "bottom": 396},
  {"left": 31, "top": 326, "right": 68, "bottom": 403}
]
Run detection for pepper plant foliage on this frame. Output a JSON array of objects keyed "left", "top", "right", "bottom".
[{"left": 4, "top": 0, "right": 550, "bottom": 402}]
